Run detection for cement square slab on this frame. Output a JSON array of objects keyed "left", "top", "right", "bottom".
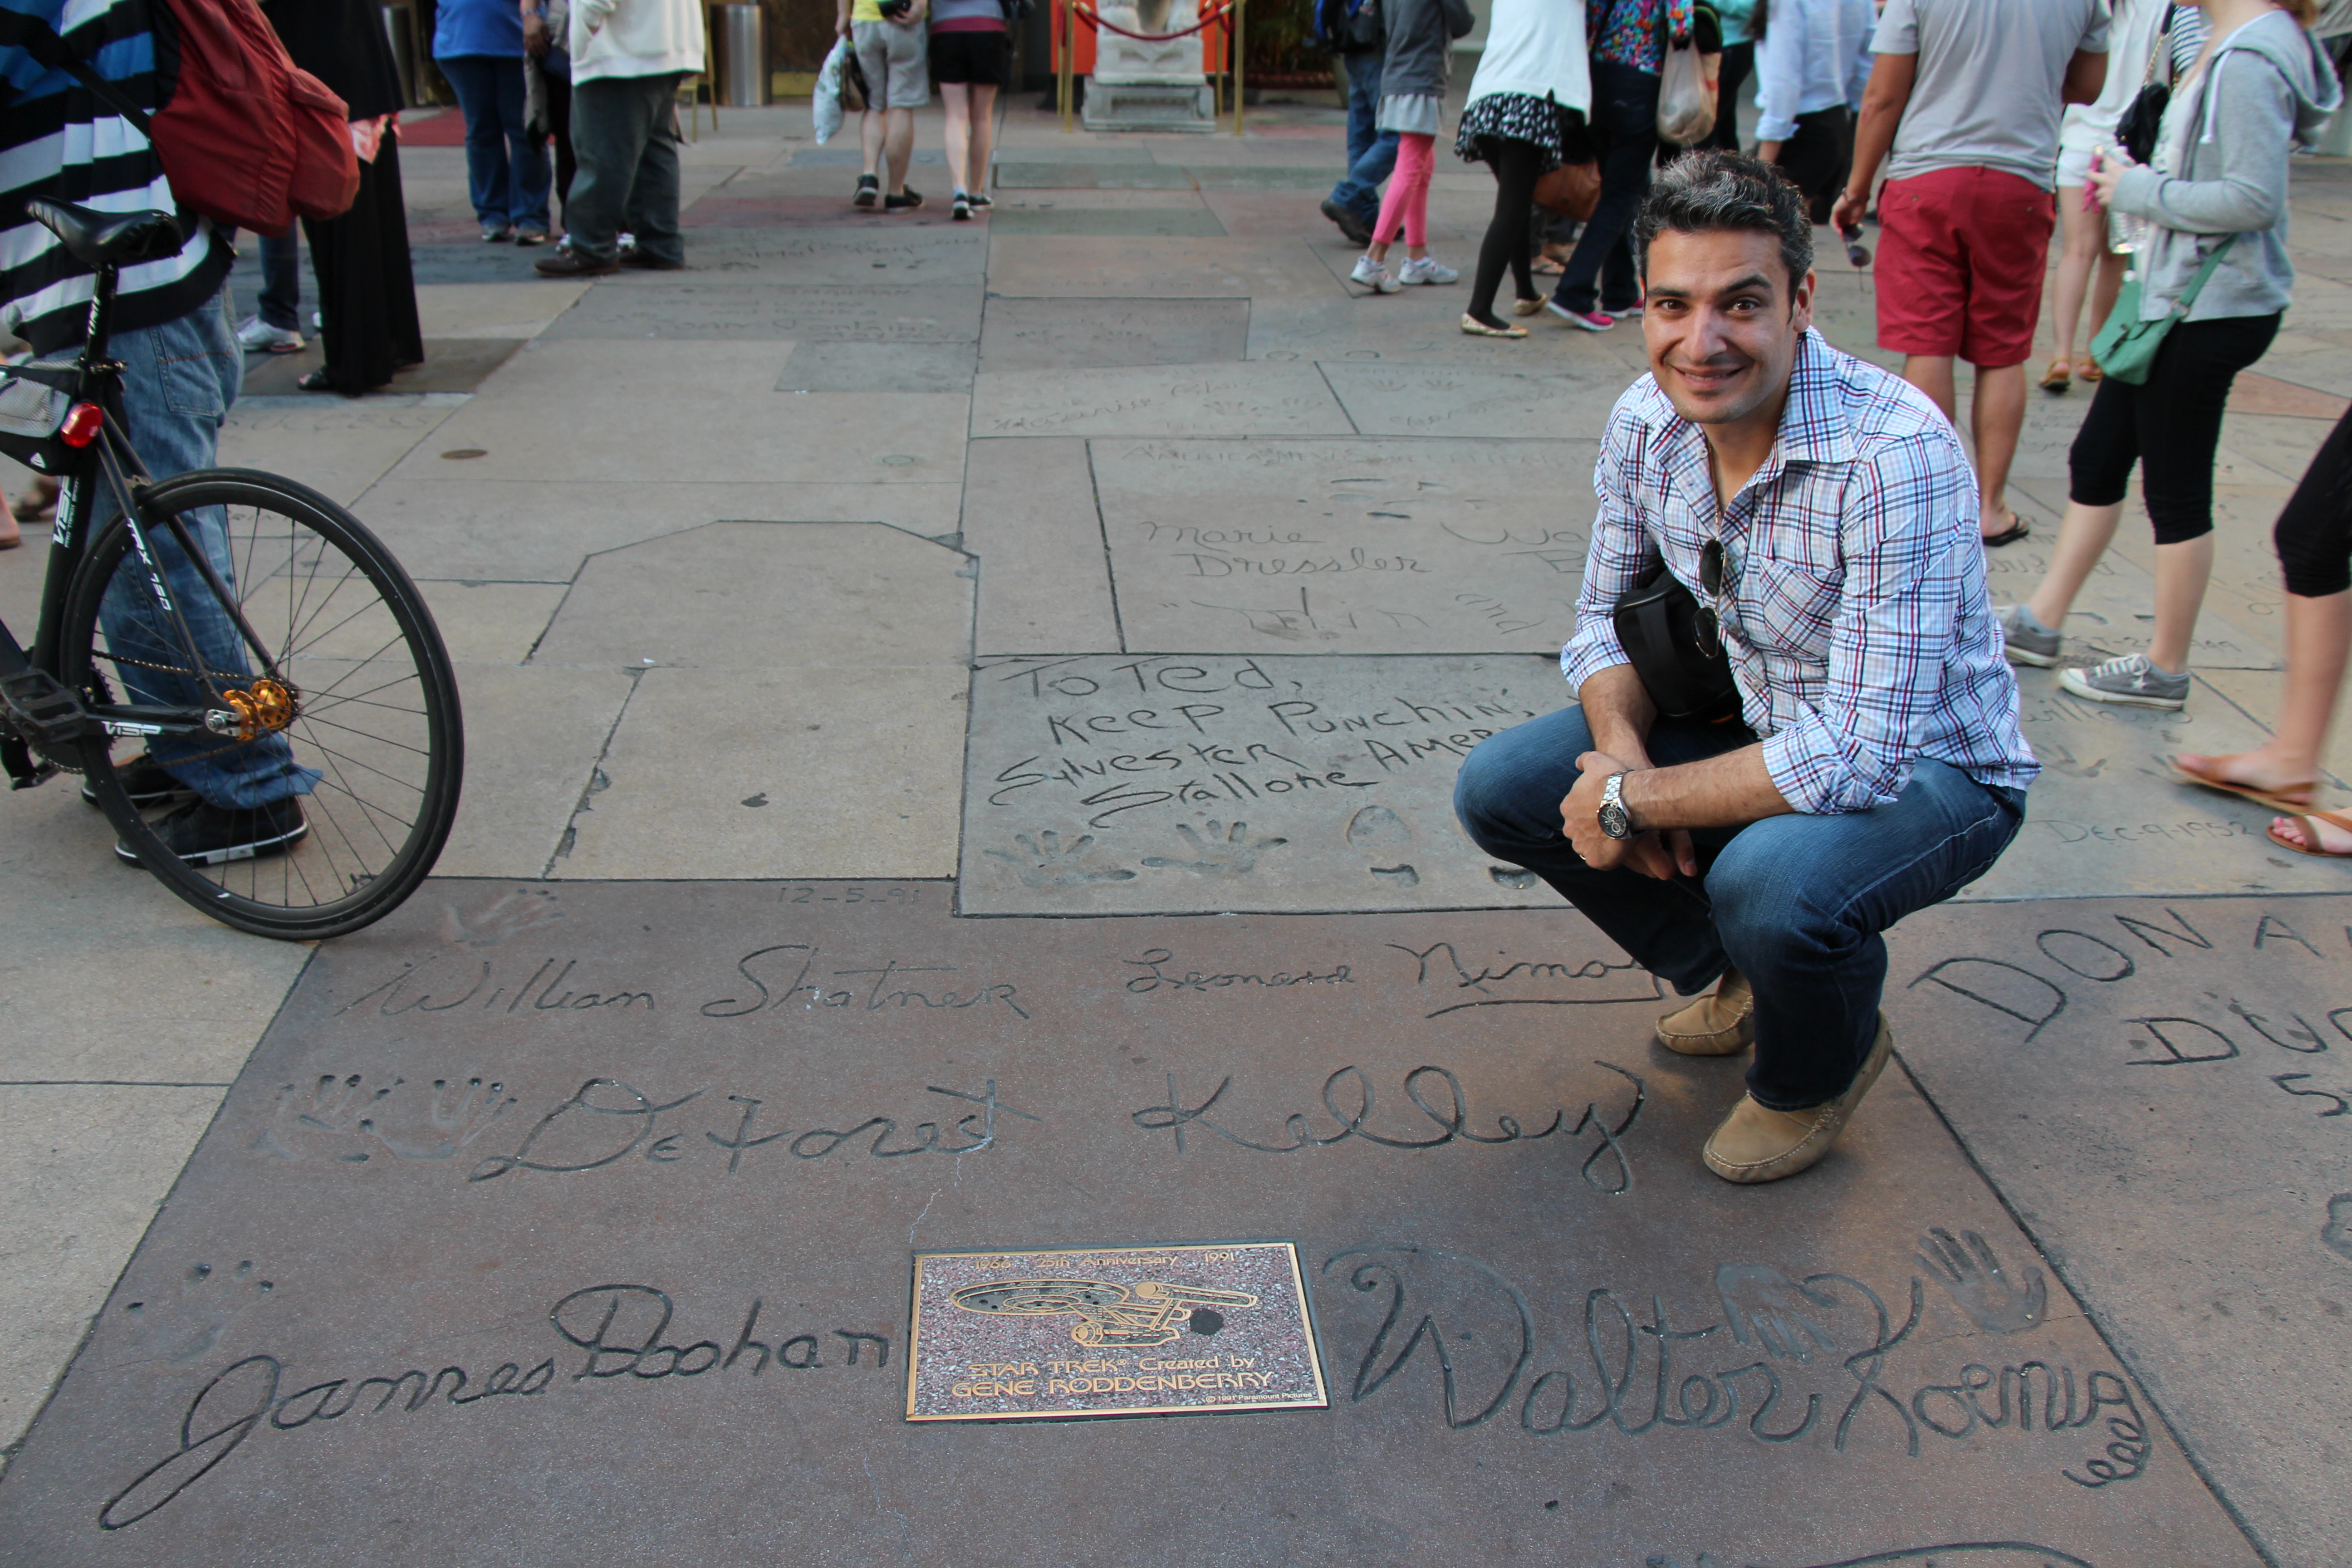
[
  {"left": 958, "top": 653, "right": 1565, "bottom": 914},
  {"left": 1320, "top": 361, "right": 1651, "bottom": 439},
  {"left": 531, "top": 520, "right": 973, "bottom": 670},
  {"left": 554, "top": 666, "right": 967, "bottom": 879},
  {"left": 1979, "top": 537, "right": 2279, "bottom": 672},
  {"left": 992, "top": 161, "right": 1198, "bottom": 190},
  {"left": 985, "top": 235, "right": 1341, "bottom": 299},
  {"left": 977, "top": 296, "right": 1248, "bottom": 373},
  {"left": 1955, "top": 666, "right": 2352, "bottom": 900},
  {"left": 1183, "top": 166, "right": 1342, "bottom": 190},
  {"left": 1887, "top": 894, "right": 2352, "bottom": 1568},
  {"left": 538, "top": 283, "right": 982, "bottom": 343},
  {"left": 402, "top": 243, "right": 575, "bottom": 287},
  {"left": 219, "top": 401, "right": 456, "bottom": 507},
  {"left": 611, "top": 227, "right": 989, "bottom": 285},
  {"left": 959, "top": 437, "right": 1122, "bottom": 655},
  {"left": 776, "top": 341, "right": 979, "bottom": 393},
  {"left": 412, "top": 281, "right": 594, "bottom": 339},
  {"left": 971, "top": 362, "right": 1352, "bottom": 437},
  {"left": 0, "top": 884, "right": 2259, "bottom": 1567},
  {"left": 1245, "top": 294, "right": 1658, "bottom": 373},
  {"left": 1089, "top": 436, "right": 1598, "bottom": 654},
  {"left": 430, "top": 663, "right": 639, "bottom": 881},
  {"left": 236, "top": 338, "right": 520, "bottom": 399},
  {"left": 985, "top": 205, "right": 1228, "bottom": 237}
]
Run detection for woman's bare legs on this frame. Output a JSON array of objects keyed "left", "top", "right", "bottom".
[
  {"left": 2148, "top": 534, "right": 2215, "bottom": 674},
  {"left": 965, "top": 83, "right": 998, "bottom": 199},
  {"left": 2180, "top": 589, "right": 2352, "bottom": 824},
  {"left": 2087, "top": 248, "right": 2129, "bottom": 358},
  {"left": 941, "top": 84, "right": 974, "bottom": 196},
  {"left": 2045, "top": 186, "right": 2103, "bottom": 374},
  {"left": 2025, "top": 499, "right": 2126, "bottom": 630}
]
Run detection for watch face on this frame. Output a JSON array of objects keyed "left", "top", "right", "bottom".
[{"left": 1598, "top": 802, "right": 1631, "bottom": 840}]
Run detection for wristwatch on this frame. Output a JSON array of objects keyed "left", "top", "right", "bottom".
[{"left": 1597, "top": 773, "right": 1634, "bottom": 840}]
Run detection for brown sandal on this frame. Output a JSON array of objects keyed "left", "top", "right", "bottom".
[
  {"left": 2174, "top": 753, "right": 2317, "bottom": 813},
  {"left": 2267, "top": 808, "right": 2352, "bottom": 858},
  {"left": 2037, "top": 356, "right": 2071, "bottom": 393}
]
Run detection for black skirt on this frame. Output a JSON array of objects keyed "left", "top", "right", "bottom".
[{"left": 301, "top": 135, "right": 424, "bottom": 396}]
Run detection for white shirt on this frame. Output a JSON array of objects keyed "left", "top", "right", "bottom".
[
  {"left": 1753, "top": 0, "right": 1876, "bottom": 142},
  {"left": 1462, "top": 0, "right": 1592, "bottom": 115}
]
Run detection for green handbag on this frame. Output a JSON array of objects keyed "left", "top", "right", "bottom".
[{"left": 2092, "top": 235, "right": 2238, "bottom": 386}]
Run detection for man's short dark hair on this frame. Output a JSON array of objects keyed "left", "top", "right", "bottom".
[{"left": 1633, "top": 151, "right": 1814, "bottom": 295}]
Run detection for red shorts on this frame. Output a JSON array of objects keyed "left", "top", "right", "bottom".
[{"left": 1873, "top": 167, "right": 2057, "bottom": 369}]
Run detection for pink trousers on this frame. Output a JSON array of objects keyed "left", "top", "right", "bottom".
[{"left": 1372, "top": 132, "right": 1434, "bottom": 250}]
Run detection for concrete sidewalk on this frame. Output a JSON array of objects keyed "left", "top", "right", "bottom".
[{"left": 3, "top": 97, "right": 2350, "bottom": 1565}]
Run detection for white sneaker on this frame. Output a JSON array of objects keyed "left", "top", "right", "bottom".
[
  {"left": 1396, "top": 255, "right": 1458, "bottom": 286},
  {"left": 235, "top": 314, "right": 303, "bottom": 353},
  {"left": 1350, "top": 255, "right": 1401, "bottom": 294}
]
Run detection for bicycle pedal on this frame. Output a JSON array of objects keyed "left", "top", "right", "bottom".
[{"left": 0, "top": 669, "right": 88, "bottom": 750}]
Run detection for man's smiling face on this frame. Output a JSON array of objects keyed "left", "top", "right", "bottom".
[{"left": 1641, "top": 228, "right": 1816, "bottom": 431}]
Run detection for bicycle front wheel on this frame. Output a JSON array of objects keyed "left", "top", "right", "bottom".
[{"left": 63, "top": 468, "right": 464, "bottom": 940}]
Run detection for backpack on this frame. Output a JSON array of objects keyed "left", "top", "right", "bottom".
[
  {"left": 0, "top": 0, "right": 358, "bottom": 236},
  {"left": 1312, "top": 0, "right": 1382, "bottom": 54}
]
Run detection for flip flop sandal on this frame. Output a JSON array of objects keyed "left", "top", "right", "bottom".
[
  {"left": 1533, "top": 256, "right": 1566, "bottom": 276},
  {"left": 1512, "top": 296, "right": 1545, "bottom": 317},
  {"left": 1461, "top": 314, "right": 1529, "bottom": 338},
  {"left": 2173, "top": 755, "right": 2318, "bottom": 813},
  {"left": 1981, "top": 514, "right": 2032, "bottom": 547},
  {"left": 2037, "top": 357, "right": 2071, "bottom": 393},
  {"left": 2266, "top": 808, "right": 2352, "bottom": 858},
  {"left": 2077, "top": 359, "right": 2103, "bottom": 383}
]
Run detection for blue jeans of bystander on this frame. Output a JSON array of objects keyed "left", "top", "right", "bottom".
[
  {"left": 440, "top": 54, "right": 554, "bottom": 233},
  {"left": 1330, "top": 53, "right": 1397, "bottom": 230},
  {"left": 92, "top": 284, "right": 318, "bottom": 808},
  {"left": 1454, "top": 705, "right": 2024, "bottom": 1110}
]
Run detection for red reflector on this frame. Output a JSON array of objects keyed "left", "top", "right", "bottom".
[{"left": 60, "top": 402, "right": 102, "bottom": 447}]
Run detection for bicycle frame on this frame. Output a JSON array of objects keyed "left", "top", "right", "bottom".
[{"left": 0, "top": 258, "right": 291, "bottom": 786}]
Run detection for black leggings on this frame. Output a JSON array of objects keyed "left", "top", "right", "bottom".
[
  {"left": 1469, "top": 135, "right": 1544, "bottom": 327},
  {"left": 2276, "top": 402, "right": 2352, "bottom": 598},
  {"left": 2068, "top": 311, "right": 2279, "bottom": 544}
]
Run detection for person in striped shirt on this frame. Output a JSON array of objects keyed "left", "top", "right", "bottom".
[{"left": 1456, "top": 152, "right": 2038, "bottom": 1186}]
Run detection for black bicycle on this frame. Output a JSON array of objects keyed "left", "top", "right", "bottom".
[{"left": 0, "top": 199, "right": 461, "bottom": 940}]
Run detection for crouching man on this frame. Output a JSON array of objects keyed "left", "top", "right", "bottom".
[{"left": 1454, "top": 151, "right": 2036, "bottom": 1185}]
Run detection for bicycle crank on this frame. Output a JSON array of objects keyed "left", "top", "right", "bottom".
[{"left": 206, "top": 677, "right": 300, "bottom": 742}]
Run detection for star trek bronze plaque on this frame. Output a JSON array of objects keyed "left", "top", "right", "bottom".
[{"left": 906, "top": 1242, "right": 1327, "bottom": 1421}]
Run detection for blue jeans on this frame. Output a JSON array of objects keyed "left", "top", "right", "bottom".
[
  {"left": 1454, "top": 706, "right": 2024, "bottom": 1110},
  {"left": 94, "top": 286, "right": 317, "bottom": 808},
  {"left": 1330, "top": 53, "right": 1396, "bottom": 227},
  {"left": 1552, "top": 59, "right": 1658, "bottom": 315},
  {"left": 439, "top": 53, "right": 553, "bottom": 233},
  {"left": 256, "top": 229, "right": 300, "bottom": 331}
]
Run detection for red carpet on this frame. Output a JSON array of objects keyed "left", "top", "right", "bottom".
[{"left": 396, "top": 108, "right": 466, "bottom": 147}]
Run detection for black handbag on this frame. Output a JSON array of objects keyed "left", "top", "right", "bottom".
[
  {"left": 1613, "top": 561, "right": 1741, "bottom": 722},
  {"left": 2117, "top": 5, "right": 2176, "bottom": 166}
]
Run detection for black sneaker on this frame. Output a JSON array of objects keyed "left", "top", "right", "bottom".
[
  {"left": 1320, "top": 197, "right": 1372, "bottom": 248},
  {"left": 884, "top": 187, "right": 923, "bottom": 212},
  {"left": 81, "top": 753, "right": 193, "bottom": 809},
  {"left": 966, "top": 191, "right": 992, "bottom": 209},
  {"left": 952, "top": 192, "right": 972, "bottom": 221},
  {"left": 116, "top": 795, "right": 308, "bottom": 867},
  {"left": 854, "top": 174, "right": 880, "bottom": 208}
]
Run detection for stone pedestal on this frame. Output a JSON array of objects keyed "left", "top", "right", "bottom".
[{"left": 1084, "top": 0, "right": 1217, "bottom": 131}]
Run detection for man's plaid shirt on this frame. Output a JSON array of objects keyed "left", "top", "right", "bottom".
[{"left": 1561, "top": 329, "right": 2038, "bottom": 814}]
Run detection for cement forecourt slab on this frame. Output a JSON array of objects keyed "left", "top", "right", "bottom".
[{"left": 0, "top": 883, "right": 2259, "bottom": 1566}]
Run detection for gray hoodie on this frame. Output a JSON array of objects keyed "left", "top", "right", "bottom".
[
  {"left": 2110, "top": 10, "right": 2342, "bottom": 323},
  {"left": 1378, "top": 0, "right": 1476, "bottom": 101}
]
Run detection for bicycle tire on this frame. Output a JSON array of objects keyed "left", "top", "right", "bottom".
[{"left": 62, "top": 467, "right": 464, "bottom": 940}]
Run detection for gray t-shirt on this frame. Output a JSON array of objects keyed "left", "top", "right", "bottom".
[{"left": 1874, "top": 0, "right": 2112, "bottom": 191}]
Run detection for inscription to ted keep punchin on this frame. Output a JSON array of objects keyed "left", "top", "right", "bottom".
[{"left": 906, "top": 1243, "right": 1326, "bottom": 1422}]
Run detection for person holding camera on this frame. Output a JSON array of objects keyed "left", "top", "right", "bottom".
[
  {"left": 1454, "top": 152, "right": 2036, "bottom": 1186},
  {"left": 840, "top": 0, "right": 931, "bottom": 211}
]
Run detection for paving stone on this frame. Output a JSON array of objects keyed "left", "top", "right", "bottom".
[
  {"left": 972, "top": 363, "right": 1352, "bottom": 437},
  {"left": 352, "top": 479, "right": 963, "bottom": 582},
  {"left": 994, "top": 161, "right": 1198, "bottom": 190},
  {"left": 977, "top": 297, "right": 1249, "bottom": 372},
  {"left": 959, "top": 653, "right": 1563, "bottom": 914},
  {"left": 985, "top": 206, "right": 1228, "bottom": 237},
  {"left": 0, "top": 1087, "right": 223, "bottom": 1454},
  {"left": 410, "top": 583, "right": 569, "bottom": 665},
  {"left": 1320, "top": 361, "right": 1652, "bottom": 439},
  {"left": 1955, "top": 666, "right": 2352, "bottom": 901},
  {"left": 1887, "top": 893, "right": 2352, "bottom": 1568},
  {"left": 786, "top": 147, "right": 959, "bottom": 167},
  {"left": 776, "top": 341, "right": 979, "bottom": 394},
  {"left": 960, "top": 438, "right": 1122, "bottom": 654},
  {"left": 1245, "top": 294, "right": 1659, "bottom": 372},
  {"left": 539, "top": 283, "right": 982, "bottom": 342},
  {"left": 0, "top": 883, "right": 2259, "bottom": 1565},
  {"left": 611, "top": 227, "right": 988, "bottom": 284},
  {"left": 557, "top": 667, "right": 968, "bottom": 880},
  {"left": 1089, "top": 436, "right": 1596, "bottom": 654},
  {"left": 402, "top": 242, "right": 578, "bottom": 287},
  {"left": 378, "top": 342, "right": 967, "bottom": 485},
  {"left": 1978, "top": 532, "right": 2281, "bottom": 671},
  {"left": 985, "top": 235, "right": 1341, "bottom": 299},
  {"left": 1184, "top": 166, "right": 1343, "bottom": 190},
  {"left": 238, "top": 338, "right": 522, "bottom": 400},
  {"left": 413, "top": 281, "right": 594, "bottom": 338},
  {"left": 431, "top": 664, "right": 639, "bottom": 881},
  {"left": 530, "top": 522, "right": 972, "bottom": 670},
  {"left": 219, "top": 401, "right": 457, "bottom": 507}
]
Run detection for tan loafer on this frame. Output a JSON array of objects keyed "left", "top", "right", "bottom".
[
  {"left": 1702, "top": 1013, "right": 1895, "bottom": 1184},
  {"left": 1656, "top": 967, "right": 1753, "bottom": 1055}
]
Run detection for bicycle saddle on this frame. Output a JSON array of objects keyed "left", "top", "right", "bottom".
[{"left": 24, "top": 198, "right": 186, "bottom": 270}]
